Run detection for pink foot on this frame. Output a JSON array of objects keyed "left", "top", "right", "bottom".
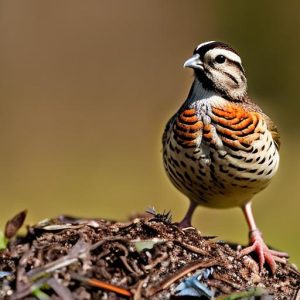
[{"left": 239, "top": 230, "right": 288, "bottom": 273}]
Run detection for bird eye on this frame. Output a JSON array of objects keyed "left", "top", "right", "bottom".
[{"left": 215, "top": 55, "right": 226, "bottom": 64}]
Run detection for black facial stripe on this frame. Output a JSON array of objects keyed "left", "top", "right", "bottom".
[
  {"left": 220, "top": 57, "right": 245, "bottom": 75},
  {"left": 194, "top": 68, "right": 235, "bottom": 102},
  {"left": 224, "top": 71, "right": 239, "bottom": 85},
  {"left": 231, "top": 60, "right": 245, "bottom": 74}
]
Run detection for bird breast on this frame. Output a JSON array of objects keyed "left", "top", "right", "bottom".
[{"left": 163, "top": 99, "right": 280, "bottom": 208}]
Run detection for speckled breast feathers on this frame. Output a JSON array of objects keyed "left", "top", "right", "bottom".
[{"left": 163, "top": 97, "right": 279, "bottom": 208}]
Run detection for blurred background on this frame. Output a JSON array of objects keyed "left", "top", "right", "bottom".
[{"left": 0, "top": 1, "right": 299, "bottom": 265}]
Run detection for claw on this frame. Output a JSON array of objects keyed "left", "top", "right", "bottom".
[
  {"left": 239, "top": 230, "right": 288, "bottom": 273},
  {"left": 269, "top": 249, "right": 289, "bottom": 257}
]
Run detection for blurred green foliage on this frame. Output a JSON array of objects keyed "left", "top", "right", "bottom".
[
  {"left": 0, "top": 1, "right": 299, "bottom": 266},
  {"left": 0, "top": 232, "right": 7, "bottom": 250}
]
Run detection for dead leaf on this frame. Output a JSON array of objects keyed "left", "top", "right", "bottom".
[{"left": 5, "top": 210, "right": 27, "bottom": 239}]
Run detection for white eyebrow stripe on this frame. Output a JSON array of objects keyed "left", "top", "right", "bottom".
[
  {"left": 196, "top": 41, "right": 216, "bottom": 51},
  {"left": 208, "top": 48, "right": 242, "bottom": 64}
]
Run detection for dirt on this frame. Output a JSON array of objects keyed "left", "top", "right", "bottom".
[{"left": 0, "top": 211, "right": 299, "bottom": 299}]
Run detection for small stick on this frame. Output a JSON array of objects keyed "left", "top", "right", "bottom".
[
  {"left": 71, "top": 273, "right": 132, "bottom": 297},
  {"left": 174, "top": 240, "right": 210, "bottom": 256}
]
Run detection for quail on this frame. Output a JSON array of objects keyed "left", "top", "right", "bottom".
[{"left": 162, "top": 41, "right": 288, "bottom": 273}]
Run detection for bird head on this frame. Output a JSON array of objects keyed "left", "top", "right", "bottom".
[{"left": 184, "top": 41, "right": 247, "bottom": 101}]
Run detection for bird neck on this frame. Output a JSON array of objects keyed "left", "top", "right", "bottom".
[
  {"left": 186, "top": 77, "right": 250, "bottom": 105},
  {"left": 186, "top": 77, "right": 219, "bottom": 104}
]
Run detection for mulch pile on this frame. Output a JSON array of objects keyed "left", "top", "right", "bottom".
[{"left": 0, "top": 211, "right": 299, "bottom": 299}]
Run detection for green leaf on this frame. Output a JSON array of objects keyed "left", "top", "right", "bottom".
[
  {"left": 32, "top": 288, "right": 50, "bottom": 300},
  {"left": 216, "top": 287, "right": 266, "bottom": 300},
  {"left": 133, "top": 238, "right": 165, "bottom": 252},
  {"left": 0, "top": 231, "right": 8, "bottom": 250}
]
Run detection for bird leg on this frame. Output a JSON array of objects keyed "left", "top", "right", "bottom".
[
  {"left": 178, "top": 201, "right": 197, "bottom": 228},
  {"left": 239, "top": 202, "right": 288, "bottom": 273}
]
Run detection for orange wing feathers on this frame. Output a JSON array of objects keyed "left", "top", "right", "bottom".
[
  {"left": 210, "top": 104, "right": 263, "bottom": 151},
  {"left": 173, "top": 108, "right": 203, "bottom": 147},
  {"left": 168, "top": 102, "right": 279, "bottom": 152}
]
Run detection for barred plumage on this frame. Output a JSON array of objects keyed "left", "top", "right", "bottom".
[{"left": 162, "top": 41, "right": 288, "bottom": 273}]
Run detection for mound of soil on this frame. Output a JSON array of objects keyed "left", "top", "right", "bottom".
[{"left": 0, "top": 212, "right": 299, "bottom": 299}]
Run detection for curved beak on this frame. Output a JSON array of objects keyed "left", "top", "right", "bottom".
[{"left": 183, "top": 54, "right": 203, "bottom": 70}]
